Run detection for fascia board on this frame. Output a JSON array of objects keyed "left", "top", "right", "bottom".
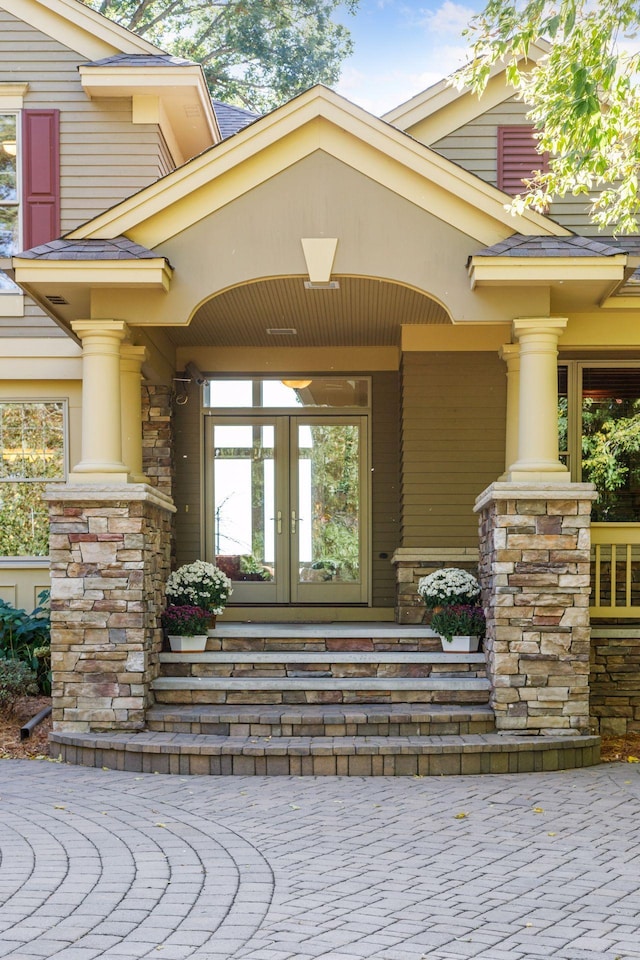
[
  {"left": 1, "top": 0, "right": 162, "bottom": 58},
  {"left": 65, "top": 87, "right": 569, "bottom": 247},
  {"left": 13, "top": 258, "right": 173, "bottom": 290},
  {"left": 469, "top": 255, "right": 627, "bottom": 286}
]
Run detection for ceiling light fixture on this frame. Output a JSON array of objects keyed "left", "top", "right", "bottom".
[
  {"left": 2, "top": 140, "right": 16, "bottom": 157},
  {"left": 281, "top": 379, "right": 312, "bottom": 389}
]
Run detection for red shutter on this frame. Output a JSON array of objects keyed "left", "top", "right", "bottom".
[
  {"left": 22, "top": 109, "right": 60, "bottom": 250},
  {"left": 497, "top": 125, "right": 549, "bottom": 195}
]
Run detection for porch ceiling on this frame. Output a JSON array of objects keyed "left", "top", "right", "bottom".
[{"left": 166, "top": 276, "right": 451, "bottom": 348}]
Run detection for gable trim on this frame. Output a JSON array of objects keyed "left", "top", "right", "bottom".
[{"left": 65, "top": 87, "right": 569, "bottom": 250}]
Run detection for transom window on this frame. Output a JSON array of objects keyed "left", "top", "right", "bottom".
[
  {"left": 204, "top": 377, "right": 370, "bottom": 410},
  {"left": 559, "top": 364, "right": 640, "bottom": 522},
  {"left": 0, "top": 401, "right": 66, "bottom": 557}
]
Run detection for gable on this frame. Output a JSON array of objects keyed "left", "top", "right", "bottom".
[
  {"left": 0, "top": 0, "right": 161, "bottom": 59},
  {"left": 65, "top": 86, "right": 568, "bottom": 251},
  {"left": 382, "top": 40, "right": 549, "bottom": 143}
]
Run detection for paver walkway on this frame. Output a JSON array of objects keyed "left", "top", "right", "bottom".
[{"left": 1, "top": 761, "right": 639, "bottom": 960}]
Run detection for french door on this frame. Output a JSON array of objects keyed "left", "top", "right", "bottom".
[{"left": 206, "top": 415, "right": 368, "bottom": 604}]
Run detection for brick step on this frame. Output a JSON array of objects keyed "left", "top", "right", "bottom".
[
  {"left": 151, "top": 676, "right": 491, "bottom": 705},
  {"left": 49, "top": 729, "right": 601, "bottom": 777},
  {"left": 159, "top": 651, "right": 486, "bottom": 680},
  {"left": 146, "top": 702, "right": 497, "bottom": 737}
]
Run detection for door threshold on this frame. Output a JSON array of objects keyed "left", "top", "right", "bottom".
[{"left": 220, "top": 606, "right": 395, "bottom": 623}]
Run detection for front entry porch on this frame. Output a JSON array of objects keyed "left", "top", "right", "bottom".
[{"left": 49, "top": 621, "right": 600, "bottom": 775}]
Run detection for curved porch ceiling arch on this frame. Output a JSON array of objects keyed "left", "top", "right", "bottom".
[{"left": 169, "top": 274, "right": 452, "bottom": 348}]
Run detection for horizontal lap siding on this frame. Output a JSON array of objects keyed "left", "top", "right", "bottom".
[
  {"left": 174, "top": 395, "right": 202, "bottom": 568},
  {"left": 371, "top": 371, "right": 400, "bottom": 607},
  {"left": 0, "top": 11, "right": 175, "bottom": 336},
  {"left": 431, "top": 97, "right": 599, "bottom": 234},
  {"left": 400, "top": 352, "right": 505, "bottom": 548}
]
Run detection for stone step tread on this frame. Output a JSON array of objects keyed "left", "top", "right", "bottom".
[
  {"left": 213, "top": 624, "right": 438, "bottom": 639},
  {"left": 160, "top": 652, "right": 484, "bottom": 664},
  {"left": 147, "top": 703, "right": 496, "bottom": 722},
  {"left": 50, "top": 730, "right": 600, "bottom": 756},
  {"left": 152, "top": 677, "right": 491, "bottom": 691}
]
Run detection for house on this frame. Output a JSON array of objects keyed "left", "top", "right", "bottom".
[{"left": 0, "top": 0, "right": 636, "bottom": 773}]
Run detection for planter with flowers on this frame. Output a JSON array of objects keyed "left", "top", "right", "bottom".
[
  {"left": 165, "top": 560, "right": 232, "bottom": 633},
  {"left": 161, "top": 604, "right": 210, "bottom": 652},
  {"left": 429, "top": 604, "right": 486, "bottom": 652},
  {"left": 417, "top": 568, "right": 484, "bottom": 652}
]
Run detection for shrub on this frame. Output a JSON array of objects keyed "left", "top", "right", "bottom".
[
  {"left": 0, "top": 659, "right": 38, "bottom": 713},
  {"left": 0, "top": 591, "right": 51, "bottom": 694}
]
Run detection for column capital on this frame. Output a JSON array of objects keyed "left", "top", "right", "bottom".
[
  {"left": 120, "top": 344, "right": 148, "bottom": 369},
  {"left": 499, "top": 342, "right": 520, "bottom": 365},
  {"left": 71, "top": 319, "right": 129, "bottom": 341},
  {"left": 512, "top": 317, "right": 568, "bottom": 339}
]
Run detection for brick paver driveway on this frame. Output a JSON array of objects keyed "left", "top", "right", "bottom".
[{"left": 1, "top": 761, "right": 639, "bottom": 960}]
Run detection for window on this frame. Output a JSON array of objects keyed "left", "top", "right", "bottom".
[
  {"left": 558, "top": 364, "right": 640, "bottom": 522},
  {"left": 498, "top": 125, "right": 549, "bottom": 196},
  {"left": 0, "top": 401, "right": 66, "bottom": 557},
  {"left": 0, "top": 114, "right": 19, "bottom": 287},
  {"left": 204, "top": 377, "right": 370, "bottom": 409}
]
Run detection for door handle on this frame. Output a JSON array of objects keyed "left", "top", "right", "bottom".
[
  {"left": 270, "top": 510, "right": 282, "bottom": 534},
  {"left": 291, "top": 510, "right": 296, "bottom": 534}
]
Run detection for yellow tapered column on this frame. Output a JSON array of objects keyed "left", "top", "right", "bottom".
[
  {"left": 506, "top": 317, "right": 570, "bottom": 482},
  {"left": 70, "top": 320, "right": 129, "bottom": 482},
  {"left": 500, "top": 342, "right": 520, "bottom": 478},
  {"left": 120, "top": 344, "right": 148, "bottom": 483}
]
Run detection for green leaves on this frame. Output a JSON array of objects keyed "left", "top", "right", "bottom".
[
  {"left": 82, "top": 0, "right": 358, "bottom": 112},
  {"left": 459, "top": 0, "right": 640, "bottom": 232}
]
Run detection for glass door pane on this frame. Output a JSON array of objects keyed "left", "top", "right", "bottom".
[
  {"left": 208, "top": 418, "right": 287, "bottom": 603},
  {"left": 291, "top": 417, "right": 368, "bottom": 603}
]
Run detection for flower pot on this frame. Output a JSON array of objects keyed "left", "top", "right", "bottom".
[
  {"left": 207, "top": 613, "right": 217, "bottom": 633},
  {"left": 167, "top": 634, "right": 208, "bottom": 653},
  {"left": 440, "top": 635, "right": 480, "bottom": 653}
]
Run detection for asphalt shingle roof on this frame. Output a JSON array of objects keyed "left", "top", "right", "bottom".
[
  {"left": 85, "top": 54, "right": 195, "bottom": 67},
  {"left": 17, "top": 237, "right": 161, "bottom": 260},
  {"left": 473, "top": 234, "right": 627, "bottom": 257},
  {"left": 212, "top": 100, "right": 260, "bottom": 139}
]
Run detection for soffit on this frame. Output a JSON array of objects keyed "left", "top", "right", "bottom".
[
  {"left": 167, "top": 276, "right": 451, "bottom": 348},
  {"left": 0, "top": 0, "right": 162, "bottom": 59}
]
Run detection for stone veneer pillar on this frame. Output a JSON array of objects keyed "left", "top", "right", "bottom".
[
  {"left": 45, "top": 484, "right": 175, "bottom": 733},
  {"left": 474, "top": 481, "right": 597, "bottom": 735}
]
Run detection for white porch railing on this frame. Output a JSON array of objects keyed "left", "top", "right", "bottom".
[{"left": 591, "top": 523, "right": 640, "bottom": 618}]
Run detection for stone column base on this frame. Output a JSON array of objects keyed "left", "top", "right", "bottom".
[
  {"left": 392, "top": 548, "right": 479, "bottom": 624},
  {"left": 474, "top": 481, "right": 597, "bottom": 735},
  {"left": 45, "top": 484, "right": 176, "bottom": 733}
]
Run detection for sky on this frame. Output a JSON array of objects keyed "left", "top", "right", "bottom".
[{"left": 334, "top": 0, "right": 481, "bottom": 116}]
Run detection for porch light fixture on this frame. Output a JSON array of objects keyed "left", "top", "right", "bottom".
[
  {"left": 281, "top": 379, "right": 312, "bottom": 389},
  {"left": 1, "top": 140, "right": 16, "bottom": 156},
  {"left": 303, "top": 280, "right": 340, "bottom": 290}
]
